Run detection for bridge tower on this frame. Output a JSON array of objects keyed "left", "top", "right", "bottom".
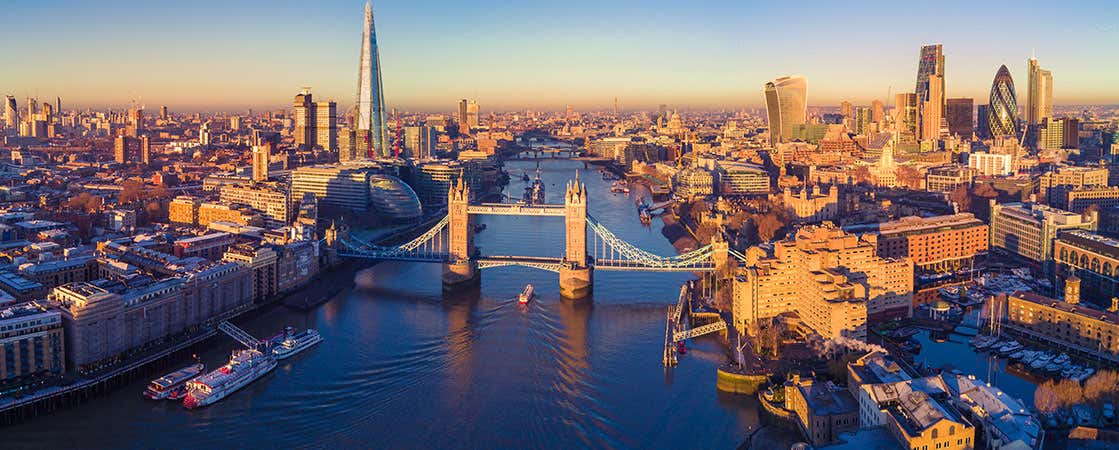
[
  {"left": 711, "top": 232, "right": 729, "bottom": 273},
  {"left": 560, "top": 172, "right": 593, "bottom": 298},
  {"left": 443, "top": 176, "right": 478, "bottom": 289}
]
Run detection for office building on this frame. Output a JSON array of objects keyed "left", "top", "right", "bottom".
[
  {"left": 293, "top": 89, "right": 315, "bottom": 149},
  {"left": 764, "top": 75, "right": 807, "bottom": 145},
  {"left": 871, "top": 99, "right": 885, "bottom": 124},
  {"left": 169, "top": 196, "right": 202, "bottom": 226},
  {"left": 989, "top": 202, "right": 1097, "bottom": 263},
  {"left": 987, "top": 65, "right": 1018, "bottom": 139},
  {"left": 223, "top": 244, "right": 279, "bottom": 303},
  {"left": 1038, "top": 165, "right": 1108, "bottom": 199},
  {"left": 853, "top": 106, "right": 873, "bottom": 135},
  {"left": 895, "top": 92, "right": 917, "bottom": 134},
  {"left": 403, "top": 126, "right": 435, "bottom": 160},
  {"left": 315, "top": 101, "right": 337, "bottom": 151},
  {"left": 290, "top": 163, "right": 382, "bottom": 211},
  {"left": 733, "top": 223, "right": 914, "bottom": 335},
  {"left": 925, "top": 165, "right": 974, "bottom": 193},
  {"left": 1049, "top": 186, "right": 1119, "bottom": 213},
  {"left": 4, "top": 95, "right": 17, "bottom": 129},
  {"left": 1038, "top": 117, "right": 1079, "bottom": 150},
  {"left": 356, "top": 1, "right": 388, "bottom": 157},
  {"left": 252, "top": 146, "right": 269, "bottom": 182},
  {"left": 159, "top": 105, "right": 168, "bottom": 120},
  {"left": 920, "top": 74, "right": 944, "bottom": 141},
  {"left": 715, "top": 161, "right": 770, "bottom": 195},
  {"left": 1054, "top": 230, "right": 1119, "bottom": 302},
  {"left": 219, "top": 184, "right": 291, "bottom": 228},
  {"left": 916, "top": 44, "right": 946, "bottom": 140},
  {"left": 126, "top": 107, "right": 143, "bottom": 137},
  {"left": 967, "top": 152, "right": 1013, "bottom": 176},
  {"left": 0, "top": 302, "right": 64, "bottom": 383},
  {"left": 1026, "top": 57, "right": 1053, "bottom": 126},
  {"left": 945, "top": 98, "right": 973, "bottom": 138}
]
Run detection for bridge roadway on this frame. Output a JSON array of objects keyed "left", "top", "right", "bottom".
[{"left": 466, "top": 203, "right": 566, "bottom": 216}]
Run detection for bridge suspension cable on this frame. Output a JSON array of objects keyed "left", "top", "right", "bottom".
[
  {"left": 586, "top": 214, "right": 715, "bottom": 270},
  {"left": 338, "top": 215, "right": 451, "bottom": 262}
]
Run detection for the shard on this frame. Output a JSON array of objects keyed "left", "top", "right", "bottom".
[{"left": 356, "top": 1, "right": 387, "bottom": 158}]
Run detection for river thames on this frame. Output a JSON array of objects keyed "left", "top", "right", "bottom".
[{"left": 2, "top": 159, "right": 768, "bottom": 449}]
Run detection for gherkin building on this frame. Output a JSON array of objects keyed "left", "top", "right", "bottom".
[{"left": 987, "top": 65, "right": 1018, "bottom": 138}]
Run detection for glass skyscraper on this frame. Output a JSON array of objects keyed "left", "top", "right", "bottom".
[
  {"left": 356, "top": 1, "right": 387, "bottom": 158},
  {"left": 764, "top": 75, "right": 807, "bottom": 146},
  {"left": 987, "top": 65, "right": 1018, "bottom": 139},
  {"left": 915, "top": 44, "right": 945, "bottom": 139}
]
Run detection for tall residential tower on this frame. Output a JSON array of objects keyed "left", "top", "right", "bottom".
[{"left": 356, "top": 1, "right": 388, "bottom": 158}]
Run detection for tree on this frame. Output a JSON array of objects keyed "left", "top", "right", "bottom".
[
  {"left": 895, "top": 166, "right": 923, "bottom": 190},
  {"left": 1053, "top": 379, "right": 1085, "bottom": 408},
  {"left": 1035, "top": 381, "right": 1060, "bottom": 415},
  {"left": 949, "top": 185, "right": 971, "bottom": 212},
  {"left": 1084, "top": 370, "right": 1119, "bottom": 405},
  {"left": 755, "top": 214, "right": 786, "bottom": 242}
]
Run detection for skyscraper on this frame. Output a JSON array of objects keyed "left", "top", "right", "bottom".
[
  {"left": 919, "top": 74, "right": 943, "bottom": 141},
  {"left": 988, "top": 65, "right": 1018, "bottom": 139},
  {"left": 159, "top": 105, "right": 168, "bottom": 120},
  {"left": 466, "top": 100, "right": 479, "bottom": 130},
  {"left": 293, "top": 89, "right": 315, "bottom": 149},
  {"left": 5, "top": 95, "right": 18, "bottom": 128},
  {"left": 871, "top": 99, "right": 884, "bottom": 124},
  {"left": 315, "top": 101, "right": 337, "bottom": 151},
  {"left": 894, "top": 92, "right": 917, "bottom": 133},
  {"left": 916, "top": 44, "right": 946, "bottom": 139},
  {"left": 356, "top": 1, "right": 387, "bottom": 157},
  {"left": 853, "top": 106, "right": 873, "bottom": 135},
  {"left": 763, "top": 75, "right": 807, "bottom": 146},
  {"left": 976, "top": 104, "right": 991, "bottom": 140},
  {"left": 1027, "top": 57, "right": 1053, "bottom": 126},
  {"left": 946, "top": 98, "right": 974, "bottom": 138},
  {"left": 252, "top": 146, "right": 269, "bottom": 182},
  {"left": 140, "top": 135, "right": 151, "bottom": 165}
]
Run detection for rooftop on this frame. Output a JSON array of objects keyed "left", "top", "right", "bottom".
[
  {"left": 1011, "top": 290, "right": 1119, "bottom": 325},
  {"left": 1058, "top": 229, "right": 1119, "bottom": 261}
]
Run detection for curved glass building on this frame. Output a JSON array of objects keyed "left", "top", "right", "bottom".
[
  {"left": 764, "top": 75, "right": 807, "bottom": 146},
  {"left": 987, "top": 65, "right": 1018, "bottom": 139},
  {"left": 369, "top": 174, "right": 423, "bottom": 221}
]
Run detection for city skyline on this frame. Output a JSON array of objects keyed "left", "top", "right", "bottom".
[{"left": 2, "top": 0, "right": 1118, "bottom": 112}]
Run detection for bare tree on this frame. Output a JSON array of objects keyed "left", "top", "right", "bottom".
[
  {"left": 1083, "top": 370, "right": 1119, "bottom": 405},
  {"left": 1035, "top": 381, "right": 1060, "bottom": 415}
]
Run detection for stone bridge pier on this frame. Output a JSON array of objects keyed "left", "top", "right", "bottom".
[{"left": 443, "top": 177, "right": 479, "bottom": 289}]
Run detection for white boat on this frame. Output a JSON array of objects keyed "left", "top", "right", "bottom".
[
  {"left": 1009, "top": 349, "right": 1027, "bottom": 360},
  {"left": 519, "top": 284, "right": 534, "bottom": 304},
  {"left": 1030, "top": 353, "right": 1054, "bottom": 370},
  {"left": 997, "top": 341, "right": 1023, "bottom": 355},
  {"left": 183, "top": 349, "right": 276, "bottom": 409},
  {"left": 144, "top": 363, "right": 204, "bottom": 400},
  {"left": 272, "top": 328, "right": 323, "bottom": 360},
  {"left": 1053, "top": 353, "right": 1071, "bottom": 366}
]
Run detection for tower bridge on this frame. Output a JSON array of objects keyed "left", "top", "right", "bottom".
[{"left": 329, "top": 174, "right": 734, "bottom": 298}]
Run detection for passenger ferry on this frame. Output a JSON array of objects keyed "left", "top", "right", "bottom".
[
  {"left": 182, "top": 349, "right": 276, "bottom": 409},
  {"left": 518, "top": 284, "right": 534, "bottom": 304},
  {"left": 272, "top": 328, "right": 324, "bottom": 360},
  {"left": 143, "top": 363, "right": 204, "bottom": 400}
]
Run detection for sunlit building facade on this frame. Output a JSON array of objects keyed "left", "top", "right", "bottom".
[{"left": 764, "top": 75, "right": 807, "bottom": 146}]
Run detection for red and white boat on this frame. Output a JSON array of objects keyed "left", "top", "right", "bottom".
[
  {"left": 518, "top": 284, "right": 534, "bottom": 304},
  {"left": 182, "top": 349, "right": 275, "bottom": 409}
]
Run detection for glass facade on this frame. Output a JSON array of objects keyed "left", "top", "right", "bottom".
[
  {"left": 356, "top": 2, "right": 387, "bottom": 157},
  {"left": 764, "top": 75, "right": 807, "bottom": 146},
  {"left": 987, "top": 65, "right": 1018, "bottom": 139},
  {"left": 369, "top": 174, "right": 423, "bottom": 221}
]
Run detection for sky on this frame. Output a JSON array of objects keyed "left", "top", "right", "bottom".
[{"left": 2, "top": 0, "right": 1117, "bottom": 112}]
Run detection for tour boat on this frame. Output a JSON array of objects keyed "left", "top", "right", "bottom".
[
  {"left": 272, "top": 328, "right": 323, "bottom": 360},
  {"left": 519, "top": 284, "right": 534, "bottom": 304},
  {"left": 182, "top": 349, "right": 276, "bottom": 409},
  {"left": 143, "top": 363, "right": 204, "bottom": 400}
]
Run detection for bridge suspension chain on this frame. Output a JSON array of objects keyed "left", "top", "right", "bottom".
[{"left": 586, "top": 215, "right": 714, "bottom": 269}]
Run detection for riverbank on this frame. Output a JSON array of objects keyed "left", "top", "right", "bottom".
[{"left": 0, "top": 255, "right": 366, "bottom": 425}]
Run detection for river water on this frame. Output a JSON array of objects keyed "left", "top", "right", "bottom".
[{"left": 3, "top": 159, "right": 767, "bottom": 449}]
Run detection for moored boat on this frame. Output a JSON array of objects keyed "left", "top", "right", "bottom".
[
  {"left": 183, "top": 349, "right": 276, "bottom": 409},
  {"left": 272, "top": 328, "right": 323, "bottom": 360},
  {"left": 144, "top": 363, "right": 204, "bottom": 400}
]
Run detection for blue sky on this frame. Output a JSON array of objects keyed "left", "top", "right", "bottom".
[{"left": 2, "top": 0, "right": 1116, "bottom": 111}]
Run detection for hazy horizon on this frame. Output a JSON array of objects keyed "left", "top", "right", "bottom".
[{"left": 3, "top": 0, "right": 1117, "bottom": 111}]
